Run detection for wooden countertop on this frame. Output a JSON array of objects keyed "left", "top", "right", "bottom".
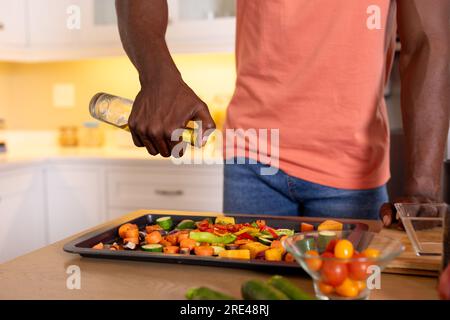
[{"left": 0, "top": 211, "right": 440, "bottom": 300}]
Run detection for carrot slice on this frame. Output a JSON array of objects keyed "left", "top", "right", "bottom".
[
  {"left": 125, "top": 229, "right": 139, "bottom": 239},
  {"left": 92, "top": 242, "right": 104, "bottom": 250},
  {"left": 166, "top": 234, "right": 178, "bottom": 245},
  {"left": 180, "top": 238, "right": 197, "bottom": 250},
  {"left": 145, "top": 231, "right": 162, "bottom": 244},
  {"left": 301, "top": 223, "right": 314, "bottom": 232},
  {"left": 194, "top": 246, "right": 214, "bottom": 256},
  {"left": 284, "top": 252, "right": 295, "bottom": 262},
  {"left": 118, "top": 223, "right": 138, "bottom": 238},
  {"left": 159, "top": 239, "right": 172, "bottom": 247},
  {"left": 163, "top": 246, "right": 180, "bottom": 254},
  {"left": 145, "top": 225, "right": 162, "bottom": 233},
  {"left": 177, "top": 232, "right": 189, "bottom": 243}
]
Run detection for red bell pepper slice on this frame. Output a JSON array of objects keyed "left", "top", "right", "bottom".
[
  {"left": 261, "top": 226, "right": 278, "bottom": 239},
  {"left": 237, "top": 232, "right": 254, "bottom": 241}
]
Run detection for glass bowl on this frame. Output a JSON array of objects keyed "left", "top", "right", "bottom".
[
  {"left": 395, "top": 203, "right": 447, "bottom": 256},
  {"left": 284, "top": 230, "right": 404, "bottom": 300}
]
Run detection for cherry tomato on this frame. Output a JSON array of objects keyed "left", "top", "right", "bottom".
[
  {"left": 354, "top": 280, "right": 366, "bottom": 291},
  {"left": 335, "top": 278, "right": 359, "bottom": 298},
  {"left": 349, "top": 253, "right": 370, "bottom": 281},
  {"left": 362, "top": 248, "right": 380, "bottom": 259},
  {"left": 325, "top": 239, "right": 338, "bottom": 252},
  {"left": 318, "top": 281, "right": 334, "bottom": 294},
  {"left": 321, "top": 260, "right": 348, "bottom": 287},
  {"left": 334, "top": 239, "right": 354, "bottom": 259},
  {"left": 321, "top": 251, "right": 334, "bottom": 258},
  {"left": 305, "top": 250, "right": 323, "bottom": 271}
]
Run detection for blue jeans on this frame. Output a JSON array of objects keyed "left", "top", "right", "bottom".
[{"left": 223, "top": 160, "right": 388, "bottom": 220}]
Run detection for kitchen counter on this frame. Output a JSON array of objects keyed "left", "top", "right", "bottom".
[
  {"left": 0, "top": 210, "right": 439, "bottom": 300},
  {"left": 0, "top": 130, "right": 223, "bottom": 170}
]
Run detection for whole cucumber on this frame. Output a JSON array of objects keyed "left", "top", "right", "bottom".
[
  {"left": 268, "top": 275, "right": 313, "bottom": 300},
  {"left": 186, "top": 287, "right": 236, "bottom": 300},
  {"left": 241, "top": 280, "right": 289, "bottom": 300}
]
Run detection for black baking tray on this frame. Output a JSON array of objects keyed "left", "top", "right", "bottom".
[{"left": 64, "top": 211, "right": 372, "bottom": 272}]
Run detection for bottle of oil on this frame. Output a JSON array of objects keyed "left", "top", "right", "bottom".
[{"left": 89, "top": 92, "right": 196, "bottom": 145}]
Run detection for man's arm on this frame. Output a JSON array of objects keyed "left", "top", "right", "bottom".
[
  {"left": 115, "top": 0, "right": 215, "bottom": 157},
  {"left": 381, "top": 0, "right": 450, "bottom": 226}
]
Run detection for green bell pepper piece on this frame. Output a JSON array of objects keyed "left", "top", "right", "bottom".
[{"left": 189, "top": 231, "right": 237, "bottom": 244}]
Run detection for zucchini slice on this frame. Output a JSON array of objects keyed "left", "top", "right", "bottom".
[
  {"left": 141, "top": 244, "right": 163, "bottom": 252},
  {"left": 156, "top": 216, "right": 173, "bottom": 231}
]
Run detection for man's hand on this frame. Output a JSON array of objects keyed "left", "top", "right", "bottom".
[
  {"left": 380, "top": 196, "right": 438, "bottom": 229},
  {"left": 116, "top": 0, "right": 215, "bottom": 157},
  {"left": 128, "top": 69, "right": 215, "bottom": 157}
]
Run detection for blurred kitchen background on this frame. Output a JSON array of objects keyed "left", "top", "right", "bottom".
[{"left": 0, "top": 0, "right": 448, "bottom": 263}]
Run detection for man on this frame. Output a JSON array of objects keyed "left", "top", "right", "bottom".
[{"left": 115, "top": 1, "right": 449, "bottom": 224}]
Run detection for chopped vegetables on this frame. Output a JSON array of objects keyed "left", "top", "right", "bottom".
[
  {"left": 301, "top": 223, "right": 314, "bottom": 232},
  {"left": 270, "top": 240, "right": 285, "bottom": 254},
  {"left": 214, "top": 216, "right": 235, "bottom": 225},
  {"left": 194, "top": 246, "right": 214, "bottom": 256},
  {"left": 118, "top": 223, "right": 138, "bottom": 238},
  {"left": 317, "top": 220, "right": 343, "bottom": 231},
  {"left": 92, "top": 242, "right": 104, "bottom": 250},
  {"left": 156, "top": 216, "right": 173, "bottom": 231},
  {"left": 92, "top": 216, "right": 354, "bottom": 268},
  {"left": 265, "top": 248, "right": 283, "bottom": 261},
  {"left": 176, "top": 219, "right": 196, "bottom": 230},
  {"left": 145, "top": 231, "right": 162, "bottom": 244},
  {"left": 211, "top": 245, "right": 226, "bottom": 256},
  {"left": 163, "top": 246, "right": 180, "bottom": 254},
  {"left": 240, "top": 242, "right": 269, "bottom": 259},
  {"left": 275, "top": 229, "right": 294, "bottom": 237},
  {"left": 180, "top": 238, "right": 197, "bottom": 251},
  {"left": 141, "top": 244, "right": 163, "bottom": 252},
  {"left": 318, "top": 230, "right": 337, "bottom": 252},
  {"left": 189, "top": 231, "right": 236, "bottom": 244},
  {"left": 219, "top": 249, "right": 251, "bottom": 260}
]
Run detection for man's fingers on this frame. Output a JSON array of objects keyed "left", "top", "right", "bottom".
[
  {"left": 192, "top": 104, "right": 216, "bottom": 146},
  {"left": 142, "top": 139, "right": 158, "bottom": 156},
  {"left": 380, "top": 202, "right": 394, "bottom": 226},
  {"left": 130, "top": 130, "right": 144, "bottom": 147}
]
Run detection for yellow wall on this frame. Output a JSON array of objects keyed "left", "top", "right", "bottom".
[{"left": 0, "top": 53, "right": 235, "bottom": 130}]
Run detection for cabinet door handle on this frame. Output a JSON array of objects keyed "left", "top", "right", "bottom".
[{"left": 154, "top": 189, "right": 184, "bottom": 196}]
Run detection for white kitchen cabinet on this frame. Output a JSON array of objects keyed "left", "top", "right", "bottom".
[
  {"left": 28, "top": 0, "right": 120, "bottom": 47},
  {"left": 0, "top": 166, "right": 46, "bottom": 263},
  {"left": 166, "top": 0, "right": 236, "bottom": 53},
  {"left": 0, "top": 0, "right": 27, "bottom": 48},
  {"left": 106, "top": 163, "right": 223, "bottom": 219},
  {"left": 45, "top": 164, "right": 106, "bottom": 243},
  {"left": 0, "top": 0, "right": 235, "bottom": 62}
]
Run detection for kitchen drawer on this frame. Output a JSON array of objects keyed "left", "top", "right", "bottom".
[
  {"left": 0, "top": 167, "right": 39, "bottom": 195},
  {"left": 106, "top": 165, "right": 223, "bottom": 213},
  {"left": 0, "top": 167, "right": 46, "bottom": 263},
  {"left": 45, "top": 164, "right": 106, "bottom": 243}
]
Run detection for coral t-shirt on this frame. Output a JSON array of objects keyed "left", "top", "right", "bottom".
[{"left": 224, "top": 0, "right": 397, "bottom": 189}]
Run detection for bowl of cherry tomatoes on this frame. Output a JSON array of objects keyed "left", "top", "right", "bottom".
[{"left": 284, "top": 230, "right": 404, "bottom": 300}]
